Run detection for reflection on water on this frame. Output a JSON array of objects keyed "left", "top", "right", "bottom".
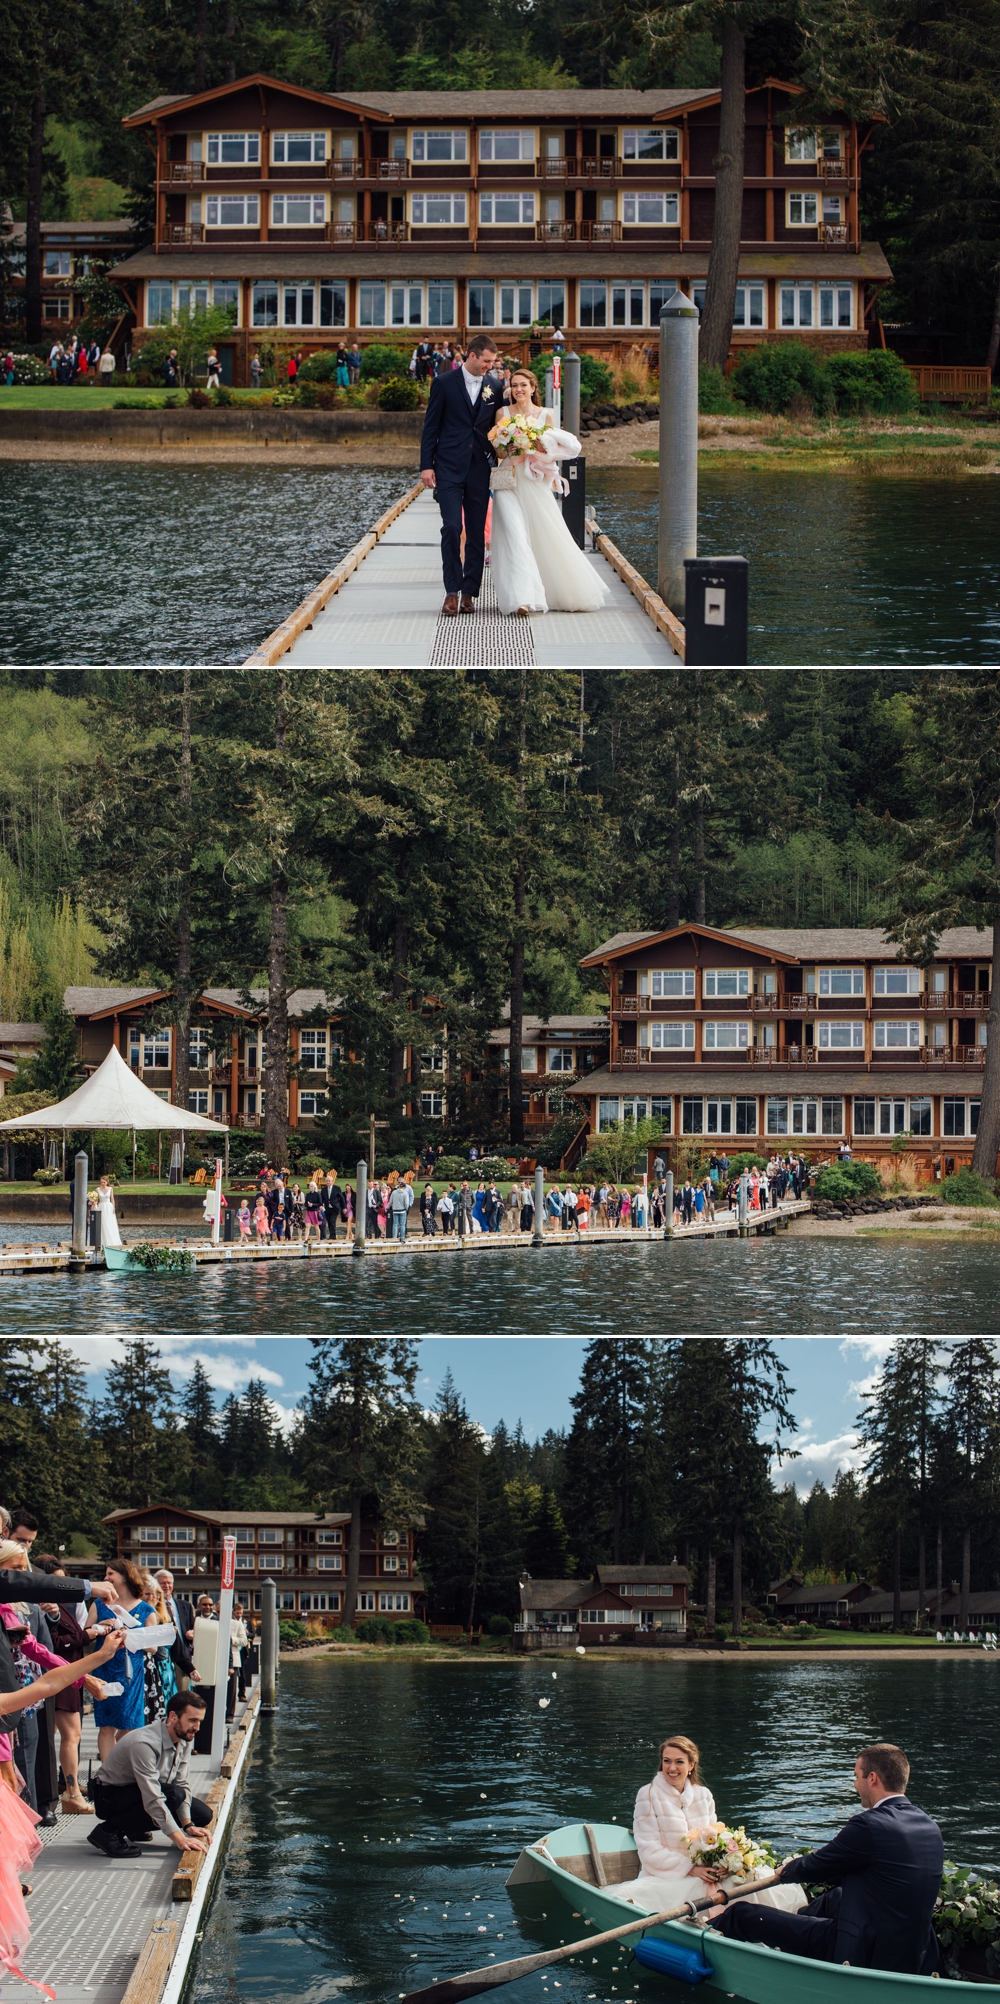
[
  {"left": 0, "top": 463, "right": 412, "bottom": 664},
  {"left": 4, "top": 1237, "right": 999, "bottom": 1335},
  {"left": 190, "top": 1659, "right": 1000, "bottom": 2004},
  {"left": 587, "top": 466, "right": 1000, "bottom": 664}
]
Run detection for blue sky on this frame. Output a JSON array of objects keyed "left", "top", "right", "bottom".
[{"left": 56, "top": 1336, "right": 894, "bottom": 1494}]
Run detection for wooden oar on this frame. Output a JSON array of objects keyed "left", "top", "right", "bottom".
[{"left": 404, "top": 1870, "right": 782, "bottom": 2004}]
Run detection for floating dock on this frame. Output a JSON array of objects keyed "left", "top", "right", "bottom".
[
  {"left": 243, "top": 483, "right": 684, "bottom": 667},
  {"left": 17, "top": 1686, "right": 259, "bottom": 2004},
  {"left": 0, "top": 1201, "right": 811, "bottom": 1276}
]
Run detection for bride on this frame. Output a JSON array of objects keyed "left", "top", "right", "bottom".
[
  {"left": 624, "top": 1734, "right": 808, "bottom": 1917},
  {"left": 488, "top": 369, "right": 608, "bottom": 617},
  {"left": 94, "top": 1173, "right": 122, "bottom": 1248}
]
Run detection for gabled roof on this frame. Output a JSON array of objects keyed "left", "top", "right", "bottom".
[
  {"left": 518, "top": 1578, "right": 590, "bottom": 1611},
  {"left": 65, "top": 985, "right": 164, "bottom": 1016},
  {"left": 123, "top": 73, "right": 384, "bottom": 127},
  {"left": 597, "top": 1564, "right": 692, "bottom": 1585},
  {"left": 582, "top": 924, "right": 993, "bottom": 966},
  {"left": 580, "top": 924, "right": 801, "bottom": 968},
  {"left": 104, "top": 1504, "right": 351, "bottom": 1526}
]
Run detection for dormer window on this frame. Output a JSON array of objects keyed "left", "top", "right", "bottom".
[{"left": 206, "top": 132, "right": 260, "bottom": 165}]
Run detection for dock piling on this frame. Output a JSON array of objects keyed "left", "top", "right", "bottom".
[
  {"left": 532, "top": 1164, "right": 545, "bottom": 1245},
  {"left": 71, "top": 1151, "right": 88, "bottom": 1257},
  {"left": 657, "top": 289, "right": 699, "bottom": 616},
  {"left": 738, "top": 1172, "right": 749, "bottom": 1237},
  {"left": 260, "top": 1578, "right": 278, "bottom": 1713},
  {"left": 354, "top": 1159, "right": 367, "bottom": 1254},
  {"left": 664, "top": 1170, "right": 674, "bottom": 1238}
]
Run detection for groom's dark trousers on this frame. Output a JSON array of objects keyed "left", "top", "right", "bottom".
[
  {"left": 711, "top": 1796, "right": 943, "bottom": 1975},
  {"left": 420, "top": 368, "right": 503, "bottom": 598}
]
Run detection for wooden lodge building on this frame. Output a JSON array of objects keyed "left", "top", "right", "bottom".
[
  {"left": 92, "top": 1501, "right": 426, "bottom": 1623},
  {"left": 565, "top": 923, "right": 994, "bottom": 1179},
  {"left": 516, "top": 1564, "right": 692, "bottom": 1648},
  {"left": 107, "top": 73, "right": 889, "bottom": 384}
]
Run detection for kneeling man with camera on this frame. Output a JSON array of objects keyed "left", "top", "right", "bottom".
[{"left": 89, "top": 1690, "right": 214, "bottom": 1858}]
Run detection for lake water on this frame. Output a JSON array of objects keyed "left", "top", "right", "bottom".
[
  {"left": 4, "top": 1235, "right": 999, "bottom": 1334},
  {"left": 3, "top": 460, "right": 998, "bottom": 665},
  {"left": 188, "top": 1657, "right": 1000, "bottom": 2004}
]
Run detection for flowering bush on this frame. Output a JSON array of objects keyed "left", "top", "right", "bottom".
[
  {"left": 934, "top": 1864, "right": 1000, "bottom": 1978},
  {"left": 681, "top": 1824, "right": 780, "bottom": 1880},
  {"left": 9, "top": 353, "right": 50, "bottom": 385}
]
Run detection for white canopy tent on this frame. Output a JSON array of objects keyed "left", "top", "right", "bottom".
[{"left": 0, "top": 1043, "right": 228, "bottom": 1181}]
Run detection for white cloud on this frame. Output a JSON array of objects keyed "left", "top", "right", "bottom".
[
  {"left": 53, "top": 1336, "right": 284, "bottom": 1394},
  {"left": 776, "top": 1427, "right": 869, "bottom": 1496}
]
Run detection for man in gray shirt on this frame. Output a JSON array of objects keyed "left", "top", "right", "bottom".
[{"left": 89, "top": 1690, "right": 214, "bottom": 1858}]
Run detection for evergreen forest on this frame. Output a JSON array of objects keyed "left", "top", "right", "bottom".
[{"left": 2, "top": 1336, "right": 997, "bottom": 1635}]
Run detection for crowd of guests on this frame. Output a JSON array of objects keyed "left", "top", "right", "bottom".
[
  {"left": 44, "top": 338, "right": 117, "bottom": 385},
  {"left": 0, "top": 1499, "right": 256, "bottom": 1943}
]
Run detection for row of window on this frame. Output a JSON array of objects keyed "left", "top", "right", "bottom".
[
  {"left": 181, "top": 188, "right": 847, "bottom": 234},
  {"left": 635, "top": 965, "right": 955, "bottom": 999},
  {"left": 134, "top": 1523, "right": 349, "bottom": 1544},
  {"left": 129, "top": 1025, "right": 332, "bottom": 1067},
  {"left": 596, "top": 1093, "right": 982, "bottom": 1136},
  {"left": 637, "top": 1018, "right": 980, "bottom": 1050},
  {"left": 186, "top": 124, "right": 844, "bottom": 168}
]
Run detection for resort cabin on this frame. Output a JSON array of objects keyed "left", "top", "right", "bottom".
[
  {"left": 565, "top": 923, "right": 993, "bottom": 1179},
  {"left": 0, "top": 1020, "right": 45, "bottom": 1100},
  {"left": 516, "top": 1564, "right": 691, "bottom": 1648},
  {"left": 90, "top": 1502, "right": 426, "bottom": 1624},
  {"left": 109, "top": 73, "right": 889, "bottom": 384},
  {"left": 766, "top": 1577, "right": 873, "bottom": 1623},
  {"left": 2, "top": 219, "right": 136, "bottom": 343},
  {"left": 488, "top": 1013, "right": 609, "bottom": 1136}
]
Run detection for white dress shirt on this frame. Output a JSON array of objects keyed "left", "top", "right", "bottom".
[{"left": 462, "top": 365, "right": 483, "bottom": 403}]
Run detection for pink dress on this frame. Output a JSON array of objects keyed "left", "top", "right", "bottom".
[
  {"left": 0, "top": 1618, "right": 83, "bottom": 1766},
  {"left": 0, "top": 1778, "right": 53, "bottom": 1997}
]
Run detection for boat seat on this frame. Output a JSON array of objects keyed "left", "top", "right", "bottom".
[{"left": 557, "top": 1850, "right": 641, "bottom": 1886}]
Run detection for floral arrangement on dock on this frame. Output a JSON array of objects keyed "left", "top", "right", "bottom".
[
  {"left": 488, "top": 409, "right": 548, "bottom": 459},
  {"left": 933, "top": 1863, "right": 1000, "bottom": 1979},
  {"left": 681, "top": 1823, "right": 780, "bottom": 1880}
]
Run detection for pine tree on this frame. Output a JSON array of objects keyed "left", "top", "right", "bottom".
[
  {"left": 940, "top": 1339, "right": 1000, "bottom": 1629},
  {"left": 562, "top": 1339, "right": 654, "bottom": 1569},
  {"left": 857, "top": 1340, "right": 925, "bottom": 1628},
  {"left": 523, "top": 1485, "right": 572, "bottom": 1577},
  {"left": 100, "top": 1338, "right": 176, "bottom": 1509},
  {"left": 181, "top": 1358, "right": 219, "bottom": 1505},
  {"left": 825, "top": 1468, "right": 867, "bottom": 1581},
  {"left": 299, "top": 1338, "right": 419, "bottom": 1630}
]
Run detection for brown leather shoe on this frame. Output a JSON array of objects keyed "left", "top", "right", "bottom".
[
  {"left": 442, "top": 593, "right": 459, "bottom": 616},
  {"left": 460, "top": 594, "right": 475, "bottom": 613}
]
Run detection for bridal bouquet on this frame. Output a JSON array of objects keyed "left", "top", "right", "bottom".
[
  {"left": 681, "top": 1824, "right": 778, "bottom": 1880},
  {"left": 488, "top": 409, "right": 548, "bottom": 459}
]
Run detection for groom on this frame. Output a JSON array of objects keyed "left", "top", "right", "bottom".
[{"left": 419, "top": 333, "right": 503, "bottom": 615}]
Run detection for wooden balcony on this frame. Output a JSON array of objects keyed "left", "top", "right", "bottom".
[
  {"left": 327, "top": 158, "right": 410, "bottom": 183},
  {"left": 168, "top": 225, "right": 204, "bottom": 246},
  {"left": 537, "top": 155, "right": 622, "bottom": 180},
  {"left": 535, "top": 220, "right": 622, "bottom": 244},
  {"left": 906, "top": 365, "right": 992, "bottom": 405},
  {"left": 167, "top": 162, "right": 207, "bottom": 183},
  {"left": 327, "top": 220, "right": 409, "bottom": 244},
  {"left": 818, "top": 223, "right": 849, "bottom": 245},
  {"left": 920, "top": 1044, "right": 986, "bottom": 1068},
  {"left": 818, "top": 157, "right": 848, "bottom": 179}
]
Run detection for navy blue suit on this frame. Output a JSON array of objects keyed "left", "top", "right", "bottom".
[
  {"left": 419, "top": 366, "right": 503, "bottom": 598},
  {"left": 712, "top": 1796, "right": 943, "bottom": 1975}
]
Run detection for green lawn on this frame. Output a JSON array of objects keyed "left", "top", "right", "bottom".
[{"left": 0, "top": 386, "right": 181, "bottom": 410}]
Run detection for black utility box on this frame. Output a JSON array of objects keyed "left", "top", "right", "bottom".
[
  {"left": 561, "top": 456, "right": 587, "bottom": 549},
  {"left": 683, "top": 555, "right": 749, "bottom": 664}
]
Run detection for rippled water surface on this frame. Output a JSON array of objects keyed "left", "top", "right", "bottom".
[
  {"left": 190, "top": 1658, "right": 1000, "bottom": 2004},
  {"left": 5, "top": 1236, "right": 998, "bottom": 1333},
  {"left": 3, "top": 458, "right": 998, "bottom": 664}
]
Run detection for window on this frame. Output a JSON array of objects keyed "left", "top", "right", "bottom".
[
  {"left": 411, "top": 193, "right": 466, "bottom": 225},
  {"left": 302, "top": 1591, "right": 339, "bottom": 1610},
  {"left": 318, "top": 1555, "right": 343, "bottom": 1571},
  {"left": 235, "top": 1553, "right": 255, "bottom": 1570},
  {"left": 299, "top": 1029, "right": 327, "bottom": 1069},
  {"left": 780, "top": 285, "right": 815, "bottom": 328},
  {"left": 383, "top": 1555, "right": 398, "bottom": 1572},
  {"left": 259, "top": 1528, "right": 283, "bottom": 1544},
  {"left": 138, "top": 1525, "right": 165, "bottom": 1542},
  {"left": 298, "top": 1092, "right": 328, "bottom": 1115},
  {"left": 495, "top": 282, "right": 533, "bottom": 326},
  {"left": 45, "top": 250, "right": 72, "bottom": 276},
  {"left": 188, "top": 1090, "right": 209, "bottom": 1113},
  {"left": 622, "top": 1097, "right": 648, "bottom": 1122},
  {"left": 271, "top": 193, "right": 325, "bottom": 226},
  {"left": 682, "top": 1097, "right": 703, "bottom": 1134},
  {"left": 536, "top": 282, "right": 565, "bottom": 325},
  {"left": 189, "top": 1028, "right": 211, "bottom": 1068},
  {"left": 213, "top": 280, "right": 239, "bottom": 318},
  {"left": 421, "top": 1090, "right": 444, "bottom": 1117},
  {"left": 648, "top": 1022, "right": 694, "bottom": 1049},
  {"left": 877, "top": 1098, "right": 906, "bottom": 1136},
  {"left": 391, "top": 284, "right": 423, "bottom": 326},
  {"left": 703, "top": 970, "right": 750, "bottom": 997},
  {"left": 874, "top": 966, "right": 921, "bottom": 995},
  {"left": 379, "top": 1593, "right": 410, "bottom": 1611},
  {"left": 317, "top": 1529, "right": 342, "bottom": 1545},
  {"left": 817, "top": 1021, "right": 865, "bottom": 1048},
  {"left": 787, "top": 192, "right": 819, "bottom": 226},
  {"left": 622, "top": 193, "right": 678, "bottom": 225},
  {"left": 319, "top": 281, "right": 347, "bottom": 326},
  {"left": 130, "top": 1027, "right": 171, "bottom": 1069},
  {"left": 412, "top": 130, "right": 467, "bottom": 161},
  {"left": 767, "top": 1097, "right": 789, "bottom": 1134},
  {"left": 786, "top": 127, "right": 818, "bottom": 161},
  {"left": 579, "top": 282, "right": 607, "bottom": 326},
  {"left": 44, "top": 295, "right": 71, "bottom": 319},
  {"left": 420, "top": 1047, "right": 444, "bottom": 1072},
  {"left": 735, "top": 1096, "right": 757, "bottom": 1135},
  {"left": 853, "top": 1097, "right": 876, "bottom": 1136},
  {"left": 649, "top": 280, "right": 677, "bottom": 322},
  {"left": 703, "top": 1022, "right": 749, "bottom": 1049},
  {"left": 170, "top": 1525, "right": 196, "bottom": 1543},
  {"left": 874, "top": 1021, "right": 921, "bottom": 1048},
  {"left": 252, "top": 283, "right": 278, "bottom": 326},
  {"left": 733, "top": 282, "right": 765, "bottom": 328},
  {"left": 272, "top": 131, "right": 326, "bottom": 163},
  {"left": 822, "top": 195, "right": 844, "bottom": 224},
  {"left": 427, "top": 281, "right": 455, "bottom": 326},
  {"left": 479, "top": 129, "right": 534, "bottom": 161},
  {"left": 207, "top": 132, "right": 260, "bottom": 164},
  {"left": 706, "top": 1098, "right": 732, "bottom": 1133},
  {"left": 791, "top": 1098, "right": 819, "bottom": 1135},
  {"left": 479, "top": 191, "right": 535, "bottom": 225},
  {"left": 548, "top": 1046, "right": 575, "bottom": 1072},
  {"left": 943, "top": 1098, "right": 966, "bottom": 1137},
  {"left": 612, "top": 283, "right": 647, "bottom": 327},
  {"left": 644, "top": 969, "right": 695, "bottom": 999},
  {"left": 147, "top": 281, "right": 173, "bottom": 324},
  {"left": 598, "top": 1095, "right": 620, "bottom": 1131},
  {"left": 206, "top": 195, "right": 259, "bottom": 227},
  {"left": 909, "top": 1097, "right": 932, "bottom": 1136},
  {"left": 643, "top": 1096, "right": 670, "bottom": 1132},
  {"left": 819, "top": 968, "right": 865, "bottom": 996},
  {"left": 357, "top": 1593, "right": 377, "bottom": 1611},
  {"left": 970, "top": 1099, "right": 981, "bottom": 1134},
  {"left": 359, "top": 283, "right": 386, "bottom": 326},
  {"left": 622, "top": 128, "right": 679, "bottom": 160},
  {"left": 177, "top": 282, "right": 209, "bottom": 316},
  {"left": 821, "top": 1098, "right": 844, "bottom": 1135}
]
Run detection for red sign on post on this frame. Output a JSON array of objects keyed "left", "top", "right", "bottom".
[{"left": 221, "top": 1534, "right": 236, "bottom": 1591}]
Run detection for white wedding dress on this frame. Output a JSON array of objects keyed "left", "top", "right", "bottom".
[
  {"left": 489, "top": 408, "right": 609, "bottom": 616},
  {"left": 96, "top": 1184, "right": 122, "bottom": 1247}
]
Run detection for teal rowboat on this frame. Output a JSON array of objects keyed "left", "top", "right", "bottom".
[{"left": 507, "top": 1822, "right": 994, "bottom": 2003}]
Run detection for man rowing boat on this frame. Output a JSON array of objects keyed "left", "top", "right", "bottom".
[{"left": 710, "top": 1742, "right": 943, "bottom": 1975}]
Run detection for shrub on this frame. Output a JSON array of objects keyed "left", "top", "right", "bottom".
[
  {"left": 296, "top": 380, "right": 319, "bottom": 407},
  {"left": 214, "top": 384, "right": 233, "bottom": 406},
  {"left": 279, "top": 1620, "right": 307, "bottom": 1644},
  {"left": 611, "top": 344, "right": 654, "bottom": 401},
  {"left": 10, "top": 353, "right": 50, "bottom": 385},
  {"left": 940, "top": 1167, "right": 999, "bottom": 1207},
  {"left": 356, "top": 1613, "right": 396, "bottom": 1645},
  {"left": 32, "top": 1166, "right": 61, "bottom": 1184},
  {"left": 359, "top": 343, "right": 415, "bottom": 382},
  {"left": 296, "top": 1151, "right": 328, "bottom": 1174},
  {"left": 731, "top": 340, "right": 833, "bottom": 416},
  {"left": 825, "top": 348, "right": 917, "bottom": 417},
  {"left": 393, "top": 1618, "right": 431, "bottom": 1645},
  {"left": 699, "top": 362, "right": 739, "bottom": 414},
  {"left": 487, "top": 1614, "right": 513, "bottom": 1636},
  {"left": 297, "top": 352, "right": 340, "bottom": 383},
  {"left": 316, "top": 384, "right": 338, "bottom": 410},
  {"left": 813, "top": 1160, "right": 883, "bottom": 1202},
  {"left": 723, "top": 1152, "right": 769, "bottom": 1181},
  {"left": 580, "top": 354, "right": 614, "bottom": 401},
  {"left": 378, "top": 375, "right": 421, "bottom": 410},
  {"left": 186, "top": 386, "right": 211, "bottom": 408}
]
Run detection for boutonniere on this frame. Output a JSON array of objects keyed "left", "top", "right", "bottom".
[{"left": 482, "top": 385, "right": 494, "bottom": 402}]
